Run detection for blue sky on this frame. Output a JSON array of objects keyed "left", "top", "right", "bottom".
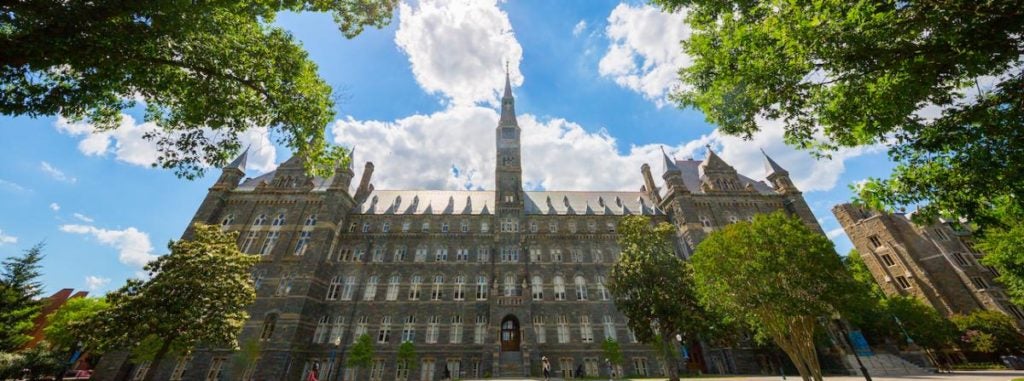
[{"left": 0, "top": 0, "right": 895, "bottom": 295}]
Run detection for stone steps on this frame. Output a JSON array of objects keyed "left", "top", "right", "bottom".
[{"left": 844, "top": 353, "right": 931, "bottom": 376}]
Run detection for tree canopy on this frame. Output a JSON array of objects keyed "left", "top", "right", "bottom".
[
  {"left": 82, "top": 224, "right": 259, "bottom": 381},
  {"left": 653, "top": 0, "right": 1024, "bottom": 225},
  {"left": 951, "top": 310, "right": 1024, "bottom": 355},
  {"left": 347, "top": 334, "right": 374, "bottom": 370},
  {"left": 607, "top": 215, "right": 713, "bottom": 381},
  {"left": 43, "top": 297, "right": 109, "bottom": 353},
  {"left": 976, "top": 198, "right": 1024, "bottom": 308},
  {"left": 1, "top": 1, "right": 398, "bottom": 179},
  {"left": 691, "top": 212, "right": 857, "bottom": 381},
  {"left": 0, "top": 244, "right": 44, "bottom": 351}
]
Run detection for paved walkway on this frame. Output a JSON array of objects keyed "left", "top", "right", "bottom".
[{"left": 461, "top": 370, "right": 1024, "bottom": 381}]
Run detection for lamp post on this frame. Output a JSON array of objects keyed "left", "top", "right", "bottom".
[{"left": 835, "top": 319, "right": 872, "bottom": 381}]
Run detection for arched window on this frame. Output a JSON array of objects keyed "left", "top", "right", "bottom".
[
  {"left": 312, "top": 315, "right": 330, "bottom": 343},
  {"left": 326, "top": 275, "right": 342, "bottom": 300},
  {"left": 253, "top": 214, "right": 267, "bottom": 227},
  {"left": 409, "top": 275, "right": 422, "bottom": 300},
  {"left": 503, "top": 273, "right": 516, "bottom": 296},
  {"left": 575, "top": 276, "right": 588, "bottom": 300},
  {"left": 476, "top": 275, "right": 488, "bottom": 300},
  {"left": 260, "top": 314, "right": 278, "bottom": 340},
  {"left": 431, "top": 275, "right": 445, "bottom": 300},
  {"left": 553, "top": 276, "right": 566, "bottom": 301},
  {"left": 363, "top": 275, "right": 379, "bottom": 301},
  {"left": 220, "top": 214, "right": 235, "bottom": 230},
  {"left": 271, "top": 213, "right": 286, "bottom": 228},
  {"left": 531, "top": 276, "right": 544, "bottom": 300},
  {"left": 453, "top": 275, "right": 466, "bottom": 300},
  {"left": 596, "top": 276, "right": 609, "bottom": 300},
  {"left": 386, "top": 275, "right": 401, "bottom": 301},
  {"left": 341, "top": 275, "right": 357, "bottom": 301},
  {"left": 251, "top": 269, "right": 266, "bottom": 291}
]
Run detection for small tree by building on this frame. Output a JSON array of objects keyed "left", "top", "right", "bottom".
[
  {"left": 691, "top": 212, "right": 858, "bottom": 381},
  {"left": 81, "top": 224, "right": 259, "bottom": 381},
  {"left": 951, "top": 310, "right": 1024, "bottom": 355},
  {"left": 346, "top": 334, "right": 374, "bottom": 380},
  {"left": 601, "top": 338, "right": 623, "bottom": 377},
  {"left": 607, "top": 216, "right": 714, "bottom": 381},
  {"left": 396, "top": 341, "right": 417, "bottom": 380},
  {"left": 0, "top": 244, "right": 44, "bottom": 351}
]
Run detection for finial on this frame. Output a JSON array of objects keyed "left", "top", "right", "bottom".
[{"left": 705, "top": 144, "right": 713, "bottom": 151}]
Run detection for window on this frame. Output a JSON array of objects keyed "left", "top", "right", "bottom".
[
  {"left": 220, "top": 214, "right": 235, "bottom": 230},
  {"left": 329, "top": 316, "right": 345, "bottom": 345},
  {"left": 964, "top": 240, "right": 980, "bottom": 254},
  {"left": 500, "top": 247, "right": 519, "bottom": 262},
  {"left": 260, "top": 314, "right": 277, "bottom": 340},
  {"left": 952, "top": 252, "right": 970, "bottom": 266},
  {"left": 348, "top": 221, "right": 357, "bottom": 233},
  {"left": 377, "top": 316, "right": 392, "bottom": 343},
  {"left": 551, "top": 248, "right": 563, "bottom": 262},
  {"left": 353, "top": 316, "right": 368, "bottom": 343},
  {"left": 895, "top": 276, "right": 912, "bottom": 289},
  {"left": 474, "top": 315, "right": 487, "bottom": 344},
  {"left": 431, "top": 275, "right": 445, "bottom": 300},
  {"left": 596, "top": 276, "right": 609, "bottom": 300},
  {"left": 580, "top": 315, "right": 594, "bottom": 343},
  {"left": 446, "top": 360, "right": 462, "bottom": 381},
  {"left": 606, "top": 221, "right": 616, "bottom": 233},
  {"left": 394, "top": 246, "right": 408, "bottom": 262},
  {"left": 170, "top": 355, "right": 192, "bottom": 381},
  {"left": 568, "top": 221, "right": 578, "bottom": 233},
  {"left": 556, "top": 315, "right": 570, "bottom": 343},
  {"left": 441, "top": 222, "right": 450, "bottom": 233},
  {"left": 363, "top": 275, "right": 379, "bottom": 301},
  {"left": 396, "top": 360, "right": 410, "bottom": 380},
  {"left": 503, "top": 273, "right": 516, "bottom": 296},
  {"left": 370, "top": 359, "right": 386, "bottom": 381},
  {"left": 450, "top": 315, "right": 464, "bottom": 344},
  {"left": 260, "top": 231, "right": 279, "bottom": 255},
  {"left": 426, "top": 316, "right": 440, "bottom": 343},
  {"left": 477, "top": 246, "right": 490, "bottom": 262},
  {"left": 434, "top": 247, "right": 448, "bottom": 262},
  {"left": 252, "top": 270, "right": 266, "bottom": 291},
  {"left": 584, "top": 358, "right": 600, "bottom": 377},
  {"left": 456, "top": 248, "right": 469, "bottom": 262},
  {"left": 593, "top": 248, "right": 604, "bottom": 263},
  {"left": 880, "top": 254, "right": 896, "bottom": 267},
  {"left": 627, "top": 326, "right": 638, "bottom": 343},
  {"left": 131, "top": 362, "right": 151, "bottom": 381},
  {"left": 934, "top": 228, "right": 950, "bottom": 241},
  {"left": 371, "top": 247, "right": 384, "bottom": 262},
  {"left": 603, "top": 316, "right": 616, "bottom": 340},
  {"left": 409, "top": 275, "right": 422, "bottom": 300},
  {"left": 553, "top": 276, "right": 566, "bottom": 300},
  {"left": 530, "top": 248, "right": 542, "bottom": 262},
  {"left": 633, "top": 358, "right": 649, "bottom": 377},
  {"left": 533, "top": 315, "right": 546, "bottom": 343},
  {"left": 476, "top": 275, "right": 488, "bottom": 300},
  {"left": 414, "top": 247, "right": 428, "bottom": 262},
  {"left": 560, "top": 358, "right": 574, "bottom": 378},
  {"left": 294, "top": 231, "right": 312, "bottom": 256},
  {"left": 206, "top": 358, "right": 226, "bottom": 381},
  {"left": 362, "top": 222, "right": 371, "bottom": 233},
  {"left": 382, "top": 221, "right": 390, "bottom": 233},
  {"left": 241, "top": 231, "right": 259, "bottom": 253},
  {"left": 353, "top": 247, "right": 365, "bottom": 261},
  {"left": 587, "top": 220, "right": 597, "bottom": 232},
  {"left": 276, "top": 273, "right": 294, "bottom": 296},
  {"left": 341, "top": 275, "right": 356, "bottom": 301},
  {"left": 304, "top": 214, "right": 317, "bottom": 227},
  {"left": 386, "top": 275, "right": 401, "bottom": 301},
  {"left": 421, "top": 221, "right": 430, "bottom": 232},
  {"left": 481, "top": 221, "right": 490, "bottom": 232},
  {"left": 252, "top": 214, "right": 267, "bottom": 227},
  {"left": 326, "top": 276, "right": 342, "bottom": 300},
  {"left": 529, "top": 221, "right": 538, "bottom": 233},
  {"left": 575, "top": 276, "right": 588, "bottom": 300},
  {"left": 460, "top": 220, "right": 469, "bottom": 233},
  {"left": 549, "top": 221, "right": 558, "bottom": 233},
  {"left": 571, "top": 249, "right": 583, "bottom": 263},
  {"left": 453, "top": 275, "right": 466, "bottom": 300},
  {"left": 313, "top": 316, "right": 331, "bottom": 343},
  {"left": 1008, "top": 305, "right": 1024, "bottom": 321},
  {"left": 402, "top": 220, "right": 411, "bottom": 232},
  {"left": 420, "top": 360, "right": 436, "bottom": 381},
  {"left": 868, "top": 235, "right": 882, "bottom": 248},
  {"left": 970, "top": 277, "right": 989, "bottom": 290},
  {"left": 401, "top": 315, "right": 416, "bottom": 343},
  {"left": 987, "top": 266, "right": 1002, "bottom": 277},
  {"left": 531, "top": 276, "right": 544, "bottom": 300},
  {"left": 336, "top": 248, "right": 353, "bottom": 262}
]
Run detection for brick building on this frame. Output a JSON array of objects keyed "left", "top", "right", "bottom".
[
  {"left": 97, "top": 73, "right": 826, "bottom": 381},
  {"left": 833, "top": 204, "right": 1024, "bottom": 323}
]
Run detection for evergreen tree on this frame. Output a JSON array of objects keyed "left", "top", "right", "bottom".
[{"left": 0, "top": 243, "right": 45, "bottom": 351}]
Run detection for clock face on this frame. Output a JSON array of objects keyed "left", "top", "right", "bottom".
[
  {"left": 502, "top": 156, "right": 514, "bottom": 166},
  {"left": 501, "top": 127, "right": 516, "bottom": 139}
]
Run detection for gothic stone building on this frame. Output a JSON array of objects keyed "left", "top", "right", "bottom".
[
  {"left": 833, "top": 204, "right": 1024, "bottom": 325},
  {"left": 99, "top": 74, "right": 825, "bottom": 381}
]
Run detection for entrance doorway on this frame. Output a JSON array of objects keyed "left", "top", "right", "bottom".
[{"left": 500, "top": 315, "right": 520, "bottom": 352}]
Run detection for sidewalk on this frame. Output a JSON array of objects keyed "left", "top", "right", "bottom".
[{"left": 461, "top": 370, "right": 1024, "bottom": 381}]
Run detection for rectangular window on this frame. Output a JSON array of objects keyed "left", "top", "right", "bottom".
[
  {"left": 560, "top": 358, "right": 574, "bottom": 378},
  {"left": 377, "top": 316, "right": 392, "bottom": 343},
  {"left": 386, "top": 275, "right": 401, "bottom": 301},
  {"left": 456, "top": 248, "right": 469, "bottom": 262},
  {"left": 363, "top": 276, "right": 379, "bottom": 301},
  {"left": 431, "top": 275, "right": 444, "bottom": 300},
  {"left": 592, "top": 248, "right": 604, "bottom": 263},
  {"left": 434, "top": 248, "right": 448, "bottom": 262},
  {"left": 895, "top": 276, "right": 912, "bottom": 289},
  {"left": 294, "top": 231, "right": 312, "bottom": 256},
  {"left": 474, "top": 315, "right": 487, "bottom": 344},
  {"left": 530, "top": 248, "right": 542, "bottom": 262},
  {"left": 170, "top": 355, "right": 192, "bottom": 381},
  {"left": 584, "top": 358, "right": 600, "bottom": 377},
  {"left": 500, "top": 247, "right": 519, "bottom": 262},
  {"left": 557, "top": 315, "right": 570, "bottom": 343},
  {"left": 205, "top": 358, "right": 226, "bottom": 381},
  {"left": 326, "top": 276, "right": 342, "bottom": 300},
  {"left": 353, "top": 316, "right": 368, "bottom": 343},
  {"left": 533, "top": 315, "right": 546, "bottom": 344},
  {"left": 987, "top": 266, "right": 1002, "bottom": 277},
  {"left": 396, "top": 360, "right": 410, "bottom": 380},
  {"left": 394, "top": 246, "right": 408, "bottom": 262},
  {"left": 549, "top": 221, "right": 558, "bottom": 233},
  {"left": 453, "top": 276, "right": 465, "bottom": 301},
  {"left": 481, "top": 221, "right": 489, "bottom": 233},
  {"left": 868, "top": 235, "right": 882, "bottom": 248},
  {"left": 952, "top": 252, "right": 970, "bottom": 266},
  {"left": 597, "top": 276, "right": 609, "bottom": 300},
  {"left": 420, "top": 359, "right": 436, "bottom": 381},
  {"left": 382, "top": 221, "right": 390, "bottom": 233},
  {"left": 313, "top": 316, "right": 331, "bottom": 343},
  {"left": 353, "top": 247, "right": 365, "bottom": 262},
  {"left": 461, "top": 220, "right": 469, "bottom": 233},
  {"left": 414, "top": 247, "right": 427, "bottom": 262},
  {"left": 476, "top": 276, "right": 488, "bottom": 300},
  {"left": 402, "top": 221, "right": 411, "bottom": 232},
  {"left": 372, "top": 247, "right": 384, "bottom": 263},
  {"left": 934, "top": 228, "right": 950, "bottom": 241},
  {"left": 477, "top": 247, "right": 490, "bottom": 262},
  {"left": 401, "top": 315, "right": 416, "bottom": 343},
  {"left": 409, "top": 276, "right": 422, "bottom": 300},
  {"left": 1008, "top": 305, "right": 1024, "bottom": 321},
  {"left": 370, "top": 359, "right": 386, "bottom": 381},
  {"left": 260, "top": 231, "right": 279, "bottom": 255},
  {"left": 880, "top": 254, "right": 896, "bottom": 267},
  {"left": 341, "top": 276, "right": 356, "bottom": 301},
  {"left": 633, "top": 358, "right": 649, "bottom": 377},
  {"left": 603, "top": 316, "right": 616, "bottom": 340},
  {"left": 441, "top": 222, "right": 450, "bottom": 233},
  {"left": 580, "top": 316, "right": 594, "bottom": 343},
  {"left": 329, "top": 316, "right": 345, "bottom": 345},
  {"left": 971, "top": 276, "right": 989, "bottom": 290},
  {"left": 551, "top": 248, "right": 563, "bottom": 262},
  {"left": 421, "top": 221, "right": 430, "bottom": 232},
  {"left": 426, "top": 316, "right": 439, "bottom": 344},
  {"left": 241, "top": 231, "right": 259, "bottom": 253},
  {"left": 571, "top": 250, "right": 583, "bottom": 263},
  {"left": 362, "top": 222, "right": 371, "bottom": 233},
  {"left": 450, "top": 315, "right": 463, "bottom": 344}
]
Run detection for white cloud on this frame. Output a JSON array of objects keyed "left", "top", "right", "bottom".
[
  {"left": 394, "top": 0, "right": 524, "bottom": 106},
  {"left": 40, "top": 161, "right": 77, "bottom": 183},
  {"left": 0, "top": 229, "right": 17, "bottom": 245},
  {"left": 826, "top": 227, "right": 846, "bottom": 240},
  {"left": 85, "top": 275, "right": 111, "bottom": 292},
  {"left": 59, "top": 224, "right": 157, "bottom": 268},
  {"left": 73, "top": 213, "right": 95, "bottom": 223},
  {"left": 0, "top": 179, "right": 28, "bottom": 193},
  {"left": 55, "top": 114, "right": 277, "bottom": 174},
  {"left": 599, "top": 4, "right": 691, "bottom": 106},
  {"left": 332, "top": 108, "right": 876, "bottom": 193},
  {"left": 49, "top": 203, "right": 60, "bottom": 212},
  {"left": 573, "top": 20, "right": 587, "bottom": 36}
]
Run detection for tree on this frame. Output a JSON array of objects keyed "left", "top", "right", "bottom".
[
  {"left": 976, "top": 198, "right": 1024, "bottom": 308},
  {"left": 396, "top": 341, "right": 417, "bottom": 379},
  {"left": 951, "top": 310, "right": 1024, "bottom": 355},
  {"left": 601, "top": 338, "right": 623, "bottom": 368},
  {"left": 2, "top": 1, "right": 398, "bottom": 179},
  {"left": 690, "top": 212, "right": 858, "bottom": 381},
  {"left": 606, "top": 215, "right": 713, "bottom": 381},
  {"left": 82, "top": 224, "right": 259, "bottom": 381},
  {"left": 653, "top": 0, "right": 1024, "bottom": 225},
  {"left": 0, "top": 243, "right": 45, "bottom": 351},
  {"left": 346, "top": 334, "right": 374, "bottom": 379},
  {"left": 43, "top": 297, "right": 109, "bottom": 353}
]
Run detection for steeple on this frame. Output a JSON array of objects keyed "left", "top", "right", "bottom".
[
  {"left": 760, "top": 148, "right": 797, "bottom": 193},
  {"left": 213, "top": 147, "right": 248, "bottom": 190},
  {"left": 225, "top": 146, "right": 248, "bottom": 173},
  {"left": 760, "top": 148, "right": 788, "bottom": 177},
  {"left": 700, "top": 144, "right": 732, "bottom": 171},
  {"left": 499, "top": 63, "right": 518, "bottom": 127},
  {"left": 495, "top": 64, "right": 523, "bottom": 212},
  {"left": 660, "top": 146, "right": 686, "bottom": 195},
  {"left": 661, "top": 146, "right": 681, "bottom": 174}
]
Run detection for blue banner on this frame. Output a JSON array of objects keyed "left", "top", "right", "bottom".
[{"left": 848, "top": 330, "right": 873, "bottom": 357}]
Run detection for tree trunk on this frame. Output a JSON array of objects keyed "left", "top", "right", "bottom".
[
  {"left": 141, "top": 339, "right": 173, "bottom": 381},
  {"left": 662, "top": 335, "right": 681, "bottom": 381}
]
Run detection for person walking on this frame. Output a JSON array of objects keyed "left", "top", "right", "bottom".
[
  {"left": 605, "top": 358, "right": 614, "bottom": 381},
  {"left": 542, "top": 356, "right": 551, "bottom": 381}
]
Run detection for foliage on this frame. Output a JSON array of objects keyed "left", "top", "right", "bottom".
[
  {"left": 977, "top": 198, "right": 1024, "bottom": 308},
  {"left": 229, "top": 339, "right": 262, "bottom": 378},
  {"left": 653, "top": 0, "right": 1024, "bottom": 225},
  {"left": 396, "top": 341, "right": 416, "bottom": 367},
  {"left": 881, "top": 297, "right": 956, "bottom": 351},
  {"left": 82, "top": 224, "right": 259, "bottom": 381},
  {"left": 1, "top": 1, "right": 398, "bottom": 179},
  {"left": 607, "top": 215, "right": 714, "bottom": 381},
  {"left": 843, "top": 250, "right": 883, "bottom": 299},
  {"left": 0, "top": 346, "right": 63, "bottom": 380},
  {"left": 346, "top": 334, "right": 374, "bottom": 370},
  {"left": 0, "top": 243, "right": 45, "bottom": 351},
  {"left": 691, "top": 212, "right": 858, "bottom": 381},
  {"left": 601, "top": 338, "right": 624, "bottom": 366},
  {"left": 951, "top": 310, "right": 1024, "bottom": 354},
  {"left": 43, "top": 297, "right": 109, "bottom": 353}
]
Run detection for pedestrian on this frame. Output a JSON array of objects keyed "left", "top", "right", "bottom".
[
  {"left": 542, "top": 356, "right": 551, "bottom": 380},
  {"left": 605, "top": 358, "right": 614, "bottom": 381},
  {"left": 306, "top": 362, "right": 319, "bottom": 381},
  {"left": 576, "top": 364, "right": 584, "bottom": 378},
  {"left": 444, "top": 364, "right": 451, "bottom": 380}
]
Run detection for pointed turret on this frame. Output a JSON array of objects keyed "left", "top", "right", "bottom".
[
  {"left": 761, "top": 148, "right": 788, "bottom": 177},
  {"left": 499, "top": 64, "right": 518, "bottom": 127},
  {"left": 213, "top": 147, "right": 248, "bottom": 190},
  {"left": 226, "top": 146, "right": 248, "bottom": 173},
  {"left": 660, "top": 147, "right": 687, "bottom": 196},
  {"left": 700, "top": 144, "right": 733, "bottom": 171},
  {"left": 661, "top": 146, "right": 681, "bottom": 174},
  {"left": 761, "top": 149, "right": 798, "bottom": 193},
  {"left": 699, "top": 145, "right": 743, "bottom": 192}
]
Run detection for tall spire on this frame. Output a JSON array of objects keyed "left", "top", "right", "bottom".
[
  {"left": 225, "top": 145, "right": 249, "bottom": 173},
  {"left": 760, "top": 148, "right": 788, "bottom": 177},
  {"left": 503, "top": 61, "right": 513, "bottom": 100},
  {"left": 499, "top": 61, "right": 518, "bottom": 127},
  {"left": 660, "top": 146, "right": 680, "bottom": 174}
]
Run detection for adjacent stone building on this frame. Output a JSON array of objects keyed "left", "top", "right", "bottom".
[
  {"left": 833, "top": 204, "right": 1024, "bottom": 324},
  {"left": 101, "top": 73, "right": 827, "bottom": 381}
]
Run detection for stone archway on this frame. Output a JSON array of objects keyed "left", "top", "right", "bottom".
[{"left": 500, "top": 315, "right": 520, "bottom": 352}]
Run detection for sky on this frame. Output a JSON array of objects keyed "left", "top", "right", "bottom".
[{"left": 0, "top": 0, "right": 896, "bottom": 296}]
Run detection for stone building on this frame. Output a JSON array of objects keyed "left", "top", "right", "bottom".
[
  {"left": 100, "top": 73, "right": 826, "bottom": 381},
  {"left": 833, "top": 204, "right": 1024, "bottom": 324}
]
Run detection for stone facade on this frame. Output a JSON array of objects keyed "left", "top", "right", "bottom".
[
  {"left": 833, "top": 204, "right": 1024, "bottom": 324},
  {"left": 100, "top": 74, "right": 826, "bottom": 381}
]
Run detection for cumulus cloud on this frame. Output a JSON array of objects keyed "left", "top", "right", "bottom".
[
  {"left": 598, "top": 4, "right": 691, "bottom": 105},
  {"left": 0, "top": 229, "right": 17, "bottom": 245},
  {"left": 573, "top": 20, "right": 587, "bottom": 36},
  {"left": 85, "top": 275, "right": 111, "bottom": 291},
  {"left": 49, "top": 203, "right": 61, "bottom": 212},
  {"left": 59, "top": 224, "right": 157, "bottom": 268},
  {"left": 395, "top": 0, "right": 524, "bottom": 106},
  {"left": 73, "top": 213, "right": 95, "bottom": 223},
  {"left": 55, "top": 115, "right": 277, "bottom": 174},
  {"left": 40, "top": 161, "right": 77, "bottom": 183},
  {"left": 826, "top": 227, "right": 846, "bottom": 240}
]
